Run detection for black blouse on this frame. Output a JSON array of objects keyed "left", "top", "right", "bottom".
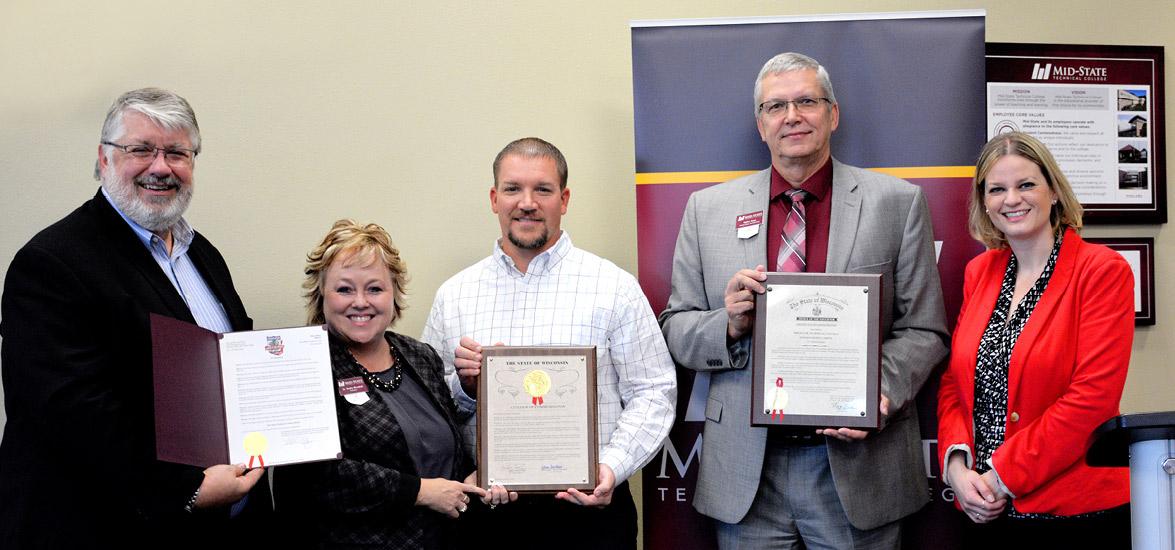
[{"left": 371, "top": 344, "right": 457, "bottom": 479}]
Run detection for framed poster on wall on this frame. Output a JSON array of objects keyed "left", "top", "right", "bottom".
[{"left": 986, "top": 43, "right": 1166, "bottom": 224}]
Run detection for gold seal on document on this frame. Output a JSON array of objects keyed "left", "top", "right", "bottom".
[{"left": 523, "top": 370, "right": 551, "bottom": 405}]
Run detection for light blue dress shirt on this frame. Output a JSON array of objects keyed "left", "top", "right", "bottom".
[{"left": 101, "top": 188, "right": 232, "bottom": 333}]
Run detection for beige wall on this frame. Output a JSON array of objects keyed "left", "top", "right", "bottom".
[{"left": 1, "top": 0, "right": 1170, "bottom": 487}]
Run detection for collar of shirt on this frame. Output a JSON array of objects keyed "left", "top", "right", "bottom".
[
  {"left": 492, "top": 230, "right": 573, "bottom": 276},
  {"left": 100, "top": 186, "right": 195, "bottom": 258},
  {"left": 98, "top": 187, "right": 232, "bottom": 333},
  {"left": 769, "top": 157, "right": 833, "bottom": 202}
]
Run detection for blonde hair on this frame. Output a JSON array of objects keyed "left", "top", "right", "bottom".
[
  {"left": 969, "top": 132, "right": 1083, "bottom": 249},
  {"left": 303, "top": 219, "right": 408, "bottom": 325}
]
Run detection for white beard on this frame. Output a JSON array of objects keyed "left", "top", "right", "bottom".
[{"left": 101, "top": 170, "right": 192, "bottom": 233}]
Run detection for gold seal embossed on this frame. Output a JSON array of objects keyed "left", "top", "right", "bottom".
[
  {"left": 243, "top": 431, "right": 269, "bottom": 468},
  {"left": 523, "top": 369, "right": 551, "bottom": 405}
]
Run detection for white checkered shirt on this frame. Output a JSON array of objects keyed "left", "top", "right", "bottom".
[{"left": 421, "top": 232, "right": 676, "bottom": 483}]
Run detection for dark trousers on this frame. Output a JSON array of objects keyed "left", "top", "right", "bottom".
[
  {"left": 459, "top": 481, "right": 637, "bottom": 550},
  {"left": 960, "top": 504, "right": 1131, "bottom": 549}
]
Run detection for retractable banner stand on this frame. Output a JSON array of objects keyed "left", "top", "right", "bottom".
[{"left": 632, "top": 11, "right": 986, "bottom": 549}]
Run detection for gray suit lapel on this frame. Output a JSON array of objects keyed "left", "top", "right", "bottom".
[
  {"left": 827, "top": 159, "right": 862, "bottom": 273},
  {"left": 740, "top": 170, "right": 771, "bottom": 269}
]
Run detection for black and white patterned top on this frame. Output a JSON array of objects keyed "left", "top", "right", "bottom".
[{"left": 972, "top": 231, "right": 1063, "bottom": 520}]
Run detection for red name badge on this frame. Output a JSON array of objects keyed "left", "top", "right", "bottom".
[
  {"left": 736, "top": 211, "right": 764, "bottom": 239},
  {"left": 337, "top": 377, "right": 369, "bottom": 396},
  {"left": 736, "top": 211, "right": 764, "bottom": 228}
]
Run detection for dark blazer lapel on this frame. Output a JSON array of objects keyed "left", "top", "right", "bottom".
[
  {"left": 826, "top": 159, "right": 862, "bottom": 273},
  {"left": 186, "top": 238, "right": 251, "bottom": 330},
  {"left": 1006, "top": 229, "right": 1079, "bottom": 406},
  {"left": 350, "top": 391, "right": 405, "bottom": 456},
  {"left": 392, "top": 335, "right": 448, "bottom": 412},
  {"left": 90, "top": 191, "right": 196, "bottom": 323},
  {"left": 329, "top": 341, "right": 414, "bottom": 467},
  {"left": 354, "top": 397, "right": 411, "bottom": 465},
  {"left": 740, "top": 170, "right": 771, "bottom": 269}
]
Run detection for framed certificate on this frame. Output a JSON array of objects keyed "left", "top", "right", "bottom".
[
  {"left": 477, "top": 346, "right": 598, "bottom": 493},
  {"left": 1085, "top": 237, "right": 1156, "bottom": 326},
  {"left": 751, "top": 273, "right": 882, "bottom": 428}
]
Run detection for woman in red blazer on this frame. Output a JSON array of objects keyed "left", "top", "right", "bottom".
[{"left": 937, "top": 132, "right": 1133, "bottom": 546}]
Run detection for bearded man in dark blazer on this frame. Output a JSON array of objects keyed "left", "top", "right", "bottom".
[{"left": 0, "top": 88, "right": 269, "bottom": 549}]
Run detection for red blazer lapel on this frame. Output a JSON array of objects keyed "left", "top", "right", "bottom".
[
  {"left": 1006, "top": 228, "right": 1079, "bottom": 408},
  {"left": 956, "top": 249, "right": 1010, "bottom": 403}
]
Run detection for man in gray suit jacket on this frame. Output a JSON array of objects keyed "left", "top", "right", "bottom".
[{"left": 659, "top": 52, "right": 948, "bottom": 548}]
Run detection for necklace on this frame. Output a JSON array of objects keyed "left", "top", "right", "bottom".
[
  {"left": 354, "top": 343, "right": 403, "bottom": 392},
  {"left": 360, "top": 364, "right": 402, "bottom": 392}
]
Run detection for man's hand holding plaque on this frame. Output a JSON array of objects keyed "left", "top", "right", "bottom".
[
  {"left": 817, "top": 395, "right": 890, "bottom": 442},
  {"left": 455, "top": 336, "right": 504, "bottom": 397},
  {"left": 555, "top": 464, "right": 616, "bottom": 508},
  {"left": 724, "top": 265, "right": 768, "bottom": 340}
]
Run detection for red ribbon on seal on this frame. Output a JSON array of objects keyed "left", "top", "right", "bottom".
[{"left": 771, "top": 377, "right": 785, "bottom": 420}]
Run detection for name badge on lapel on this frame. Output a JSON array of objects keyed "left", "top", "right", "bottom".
[
  {"left": 736, "top": 211, "right": 764, "bottom": 239},
  {"left": 338, "top": 376, "right": 371, "bottom": 405}
]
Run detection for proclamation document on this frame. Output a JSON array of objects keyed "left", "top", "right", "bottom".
[
  {"left": 751, "top": 274, "right": 881, "bottom": 428},
  {"left": 219, "top": 326, "right": 341, "bottom": 467},
  {"left": 151, "top": 314, "right": 342, "bottom": 468},
  {"left": 477, "top": 346, "right": 597, "bottom": 493}
]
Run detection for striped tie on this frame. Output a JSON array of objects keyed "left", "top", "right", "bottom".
[{"left": 775, "top": 189, "right": 808, "bottom": 272}]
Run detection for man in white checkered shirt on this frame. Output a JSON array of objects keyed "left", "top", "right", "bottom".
[{"left": 421, "top": 137, "right": 676, "bottom": 549}]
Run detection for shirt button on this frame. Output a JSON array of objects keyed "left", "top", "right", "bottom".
[{"left": 1009, "top": 412, "right": 1020, "bottom": 422}]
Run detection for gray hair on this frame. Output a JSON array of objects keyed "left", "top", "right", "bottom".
[
  {"left": 94, "top": 88, "right": 201, "bottom": 180},
  {"left": 492, "top": 137, "right": 568, "bottom": 189},
  {"left": 753, "top": 52, "right": 837, "bottom": 115}
]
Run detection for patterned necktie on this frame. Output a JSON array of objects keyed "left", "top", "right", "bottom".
[{"left": 775, "top": 189, "right": 809, "bottom": 272}]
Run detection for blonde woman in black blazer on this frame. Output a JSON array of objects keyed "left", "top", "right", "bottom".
[{"left": 276, "top": 220, "right": 502, "bottom": 549}]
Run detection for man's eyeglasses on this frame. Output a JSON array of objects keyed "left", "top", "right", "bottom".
[
  {"left": 757, "top": 97, "right": 832, "bottom": 117},
  {"left": 102, "top": 141, "right": 197, "bottom": 167}
]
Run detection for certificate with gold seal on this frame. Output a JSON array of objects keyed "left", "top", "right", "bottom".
[
  {"left": 750, "top": 273, "right": 882, "bottom": 429},
  {"left": 477, "top": 346, "right": 598, "bottom": 493}
]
